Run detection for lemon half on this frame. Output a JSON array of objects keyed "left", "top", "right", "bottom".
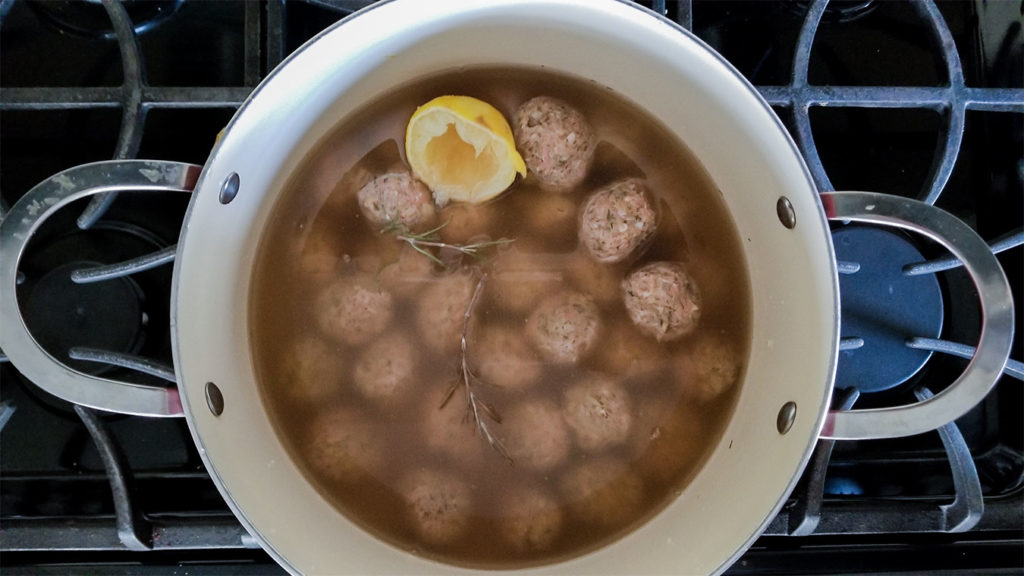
[{"left": 405, "top": 95, "right": 527, "bottom": 206}]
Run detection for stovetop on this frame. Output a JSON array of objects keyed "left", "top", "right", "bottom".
[{"left": 1, "top": 1, "right": 1022, "bottom": 574}]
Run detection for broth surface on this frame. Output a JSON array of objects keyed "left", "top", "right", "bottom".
[{"left": 250, "top": 66, "right": 751, "bottom": 568}]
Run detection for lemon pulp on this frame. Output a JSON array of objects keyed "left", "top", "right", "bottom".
[{"left": 405, "top": 95, "right": 526, "bottom": 205}]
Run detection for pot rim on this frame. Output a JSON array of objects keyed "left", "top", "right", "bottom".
[{"left": 169, "top": 1, "right": 839, "bottom": 574}]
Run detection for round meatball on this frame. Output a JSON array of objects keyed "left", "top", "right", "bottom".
[
  {"left": 400, "top": 468, "right": 473, "bottom": 545},
  {"left": 500, "top": 400, "right": 571, "bottom": 471},
  {"left": 315, "top": 276, "right": 394, "bottom": 346},
  {"left": 559, "top": 458, "right": 644, "bottom": 528},
  {"left": 563, "top": 375, "right": 633, "bottom": 452},
  {"left": 415, "top": 270, "right": 477, "bottom": 354},
  {"left": 673, "top": 332, "right": 742, "bottom": 402},
  {"left": 524, "top": 188, "right": 579, "bottom": 233},
  {"left": 488, "top": 249, "right": 566, "bottom": 314},
  {"left": 437, "top": 201, "right": 499, "bottom": 244},
  {"left": 621, "top": 261, "right": 701, "bottom": 341},
  {"left": 499, "top": 485, "right": 564, "bottom": 552},
  {"left": 379, "top": 243, "right": 435, "bottom": 297},
  {"left": 525, "top": 290, "right": 601, "bottom": 364},
  {"left": 352, "top": 332, "right": 418, "bottom": 406},
  {"left": 280, "top": 334, "right": 344, "bottom": 406},
  {"left": 421, "top": 386, "right": 487, "bottom": 468},
  {"left": 565, "top": 249, "right": 622, "bottom": 305},
  {"left": 513, "top": 96, "right": 596, "bottom": 192},
  {"left": 357, "top": 171, "right": 435, "bottom": 232},
  {"left": 579, "top": 178, "right": 658, "bottom": 263},
  {"left": 593, "top": 319, "right": 669, "bottom": 379},
  {"left": 472, "top": 324, "right": 543, "bottom": 391},
  {"left": 295, "top": 225, "right": 341, "bottom": 282},
  {"left": 302, "top": 406, "right": 382, "bottom": 483},
  {"left": 512, "top": 189, "right": 580, "bottom": 251}
]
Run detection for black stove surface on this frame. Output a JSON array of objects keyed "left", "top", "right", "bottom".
[{"left": 1, "top": 1, "right": 1022, "bottom": 574}]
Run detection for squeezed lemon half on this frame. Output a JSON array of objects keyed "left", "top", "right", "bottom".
[{"left": 405, "top": 95, "right": 527, "bottom": 206}]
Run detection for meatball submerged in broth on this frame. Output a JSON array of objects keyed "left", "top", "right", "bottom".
[{"left": 252, "top": 67, "right": 750, "bottom": 570}]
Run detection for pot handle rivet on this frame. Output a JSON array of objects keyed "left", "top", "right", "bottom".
[
  {"left": 219, "top": 172, "right": 240, "bottom": 204},
  {"left": 205, "top": 382, "right": 224, "bottom": 416},
  {"left": 777, "top": 196, "right": 797, "bottom": 229},
  {"left": 777, "top": 401, "right": 797, "bottom": 434}
]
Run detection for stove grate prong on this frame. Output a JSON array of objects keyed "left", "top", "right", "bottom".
[
  {"left": 837, "top": 261, "right": 861, "bottom": 274},
  {"left": 913, "top": 386, "right": 984, "bottom": 533},
  {"left": 906, "top": 337, "right": 1024, "bottom": 381},
  {"left": 903, "top": 229, "right": 1024, "bottom": 276},
  {"left": 70, "top": 245, "right": 176, "bottom": 284},
  {"left": 69, "top": 347, "right": 176, "bottom": 383},
  {"left": 74, "top": 404, "right": 153, "bottom": 551}
]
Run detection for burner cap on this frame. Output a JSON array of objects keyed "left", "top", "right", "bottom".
[
  {"left": 833, "top": 226, "right": 944, "bottom": 393},
  {"left": 28, "top": 0, "right": 184, "bottom": 40},
  {"left": 21, "top": 262, "right": 143, "bottom": 376}
]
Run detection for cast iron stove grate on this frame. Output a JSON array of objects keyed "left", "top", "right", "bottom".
[{"left": 0, "top": 0, "right": 1021, "bottom": 573}]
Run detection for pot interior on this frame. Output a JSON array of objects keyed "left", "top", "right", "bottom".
[{"left": 172, "top": 1, "right": 839, "bottom": 574}]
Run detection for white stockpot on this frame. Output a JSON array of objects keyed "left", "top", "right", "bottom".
[{"left": 0, "top": 0, "right": 1013, "bottom": 574}]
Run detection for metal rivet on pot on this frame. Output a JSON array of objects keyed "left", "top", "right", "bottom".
[
  {"left": 777, "top": 401, "right": 797, "bottom": 434},
  {"left": 219, "top": 172, "right": 240, "bottom": 204},
  {"left": 776, "top": 196, "right": 796, "bottom": 229},
  {"left": 205, "top": 382, "right": 224, "bottom": 416}
]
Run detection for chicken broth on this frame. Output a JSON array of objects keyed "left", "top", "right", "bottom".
[{"left": 250, "top": 66, "right": 751, "bottom": 568}]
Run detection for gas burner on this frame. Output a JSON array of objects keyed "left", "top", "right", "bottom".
[
  {"left": 832, "top": 226, "right": 944, "bottom": 393},
  {"left": 15, "top": 220, "right": 173, "bottom": 380},
  {"left": 785, "top": 0, "right": 878, "bottom": 24},
  {"left": 22, "top": 261, "right": 143, "bottom": 375},
  {"left": 27, "top": 0, "right": 183, "bottom": 40},
  {"left": 0, "top": 1, "right": 1021, "bottom": 573}
]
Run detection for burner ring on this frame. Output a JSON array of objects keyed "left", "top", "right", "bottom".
[
  {"left": 832, "top": 226, "right": 944, "bottom": 393},
  {"left": 21, "top": 262, "right": 143, "bottom": 376}
]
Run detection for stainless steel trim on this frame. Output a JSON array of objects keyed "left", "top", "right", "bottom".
[
  {"left": 820, "top": 191, "right": 1014, "bottom": 440},
  {"left": 0, "top": 160, "right": 201, "bottom": 417}
]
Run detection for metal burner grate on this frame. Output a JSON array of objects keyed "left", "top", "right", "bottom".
[{"left": 1, "top": 0, "right": 1022, "bottom": 573}]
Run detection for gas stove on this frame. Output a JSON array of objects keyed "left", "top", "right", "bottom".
[{"left": 1, "top": 1, "right": 1021, "bottom": 574}]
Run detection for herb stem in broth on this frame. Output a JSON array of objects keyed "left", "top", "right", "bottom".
[
  {"left": 439, "top": 272, "right": 513, "bottom": 463},
  {"left": 381, "top": 219, "right": 515, "bottom": 268}
]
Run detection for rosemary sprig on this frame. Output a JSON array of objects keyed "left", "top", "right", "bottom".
[
  {"left": 439, "top": 272, "right": 513, "bottom": 463},
  {"left": 380, "top": 219, "right": 514, "bottom": 268}
]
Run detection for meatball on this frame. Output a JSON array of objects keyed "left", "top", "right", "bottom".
[
  {"left": 471, "top": 324, "right": 543, "bottom": 391},
  {"left": 563, "top": 375, "right": 633, "bottom": 452},
  {"left": 673, "top": 332, "right": 742, "bottom": 402},
  {"left": 352, "top": 332, "right": 418, "bottom": 406},
  {"left": 357, "top": 171, "right": 435, "bottom": 232},
  {"left": 513, "top": 189, "right": 580, "bottom": 251},
  {"left": 302, "top": 406, "right": 382, "bottom": 483},
  {"left": 559, "top": 458, "right": 644, "bottom": 528},
  {"left": 499, "top": 485, "right": 564, "bottom": 552},
  {"left": 525, "top": 290, "right": 601, "bottom": 364},
  {"left": 437, "top": 201, "right": 499, "bottom": 244},
  {"left": 565, "top": 249, "right": 622, "bottom": 305},
  {"left": 621, "top": 261, "right": 701, "bottom": 341},
  {"left": 415, "top": 270, "right": 477, "bottom": 354},
  {"left": 513, "top": 96, "right": 596, "bottom": 192},
  {"left": 488, "top": 249, "right": 566, "bottom": 314},
  {"left": 400, "top": 468, "right": 473, "bottom": 545},
  {"left": 421, "top": 386, "right": 487, "bottom": 468},
  {"left": 295, "top": 225, "right": 341, "bottom": 282},
  {"left": 578, "top": 178, "right": 658, "bottom": 263},
  {"left": 500, "top": 400, "right": 571, "bottom": 471},
  {"left": 593, "top": 319, "right": 669, "bottom": 379},
  {"left": 280, "top": 334, "right": 344, "bottom": 406},
  {"left": 315, "top": 275, "right": 394, "bottom": 346},
  {"left": 379, "top": 243, "right": 435, "bottom": 297}
]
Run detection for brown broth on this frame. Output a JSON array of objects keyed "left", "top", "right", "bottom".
[{"left": 250, "top": 66, "right": 751, "bottom": 568}]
